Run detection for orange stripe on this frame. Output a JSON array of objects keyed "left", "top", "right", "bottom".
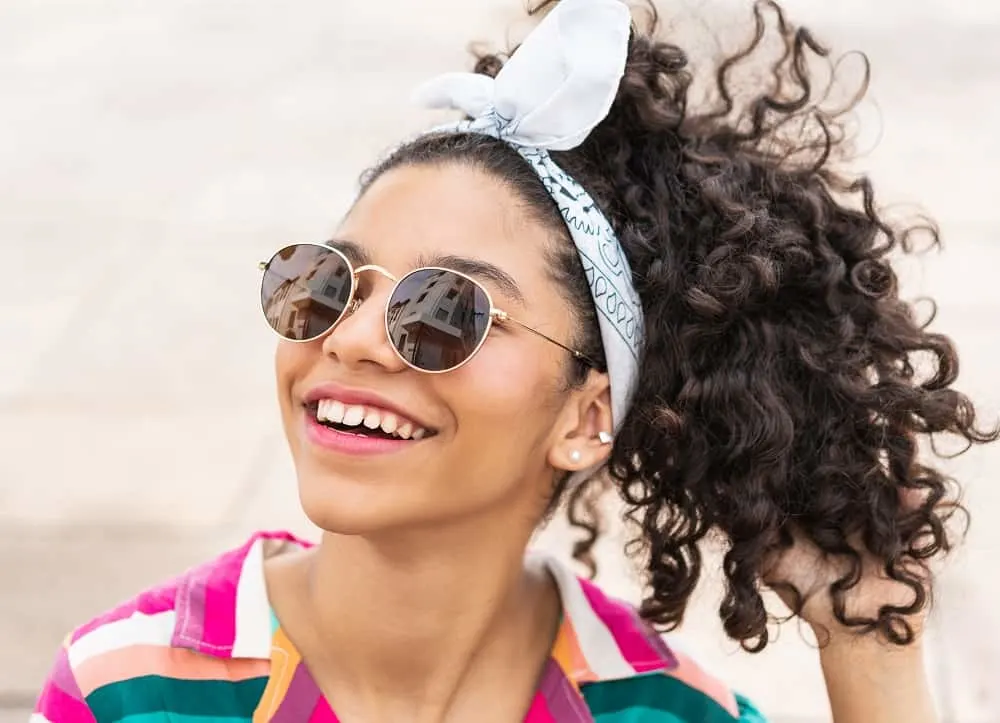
[
  {"left": 253, "top": 628, "right": 301, "bottom": 723},
  {"left": 664, "top": 649, "right": 739, "bottom": 717},
  {"left": 549, "top": 617, "right": 596, "bottom": 685},
  {"left": 75, "top": 644, "right": 269, "bottom": 695}
]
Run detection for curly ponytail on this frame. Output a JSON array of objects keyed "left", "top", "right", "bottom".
[{"left": 363, "top": 0, "right": 998, "bottom": 651}]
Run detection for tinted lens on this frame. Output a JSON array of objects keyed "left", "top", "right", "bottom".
[
  {"left": 260, "top": 244, "right": 354, "bottom": 341},
  {"left": 385, "top": 268, "right": 491, "bottom": 371}
]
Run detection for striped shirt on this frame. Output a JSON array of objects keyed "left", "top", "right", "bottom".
[{"left": 33, "top": 530, "right": 767, "bottom": 722}]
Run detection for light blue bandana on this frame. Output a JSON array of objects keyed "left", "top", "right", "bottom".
[{"left": 412, "top": 0, "right": 644, "bottom": 473}]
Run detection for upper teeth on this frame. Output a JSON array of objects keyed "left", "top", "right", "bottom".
[{"left": 315, "top": 400, "right": 428, "bottom": 440}]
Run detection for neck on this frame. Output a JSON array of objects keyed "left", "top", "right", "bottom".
[{"left": 295, "top": 513, "right": 559, "bottom": 718}]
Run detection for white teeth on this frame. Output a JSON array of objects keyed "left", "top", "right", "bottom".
[
  {"left": 342, "top": 405, "right": 365, "bottom": 427},
  {"left": 379, "top": 413, "right": 399, "bottom": 435},
  {"left": 316, "top": 399, "right": 345, "bottom": 424},
  {"left": 314, "top": 400, "right": 429, "bottom": 440}
]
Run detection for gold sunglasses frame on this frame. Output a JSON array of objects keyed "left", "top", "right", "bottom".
[{"left": 258, "top": 242, "right": 595, "bottom": 374}]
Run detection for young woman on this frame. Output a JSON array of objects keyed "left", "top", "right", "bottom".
[{"left": 33, "top": 0, "right": 995, "bottom": 721}]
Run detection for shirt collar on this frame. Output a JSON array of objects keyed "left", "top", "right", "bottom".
[{"left": 172, "top": 530, "right": 676, "bottom": 684}]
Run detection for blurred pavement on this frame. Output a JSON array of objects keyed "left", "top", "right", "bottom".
[{"left": 1, "top": 1, "right": 998, "bottom": 721}]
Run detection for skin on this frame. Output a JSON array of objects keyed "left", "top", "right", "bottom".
[
  {"left": 767, "top": 528, "right": 937, "bottom": 723},
  {"left": 264, "top": 162, "right": 937, "bottom": 723},
  {"left": 267, "top": 163, "right": 613, "bottom": 723}
]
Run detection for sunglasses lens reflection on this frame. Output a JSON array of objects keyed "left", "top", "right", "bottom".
[
  {"left": 386, "top": 268, "right": 491, "bottom": 372},
  {"left": 261, "top": 244, "right": 353, "bottom": 341}
]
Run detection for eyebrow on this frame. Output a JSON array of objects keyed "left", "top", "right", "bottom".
[
  {"left": 327, "top": 239, "right": 526, "bottom": 307},
  {"left": 326, "top": 239, "right": 372, "bottom": 265}
]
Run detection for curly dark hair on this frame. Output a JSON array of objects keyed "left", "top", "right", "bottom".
[{"left": 360, "top": 0, "right": 997, "bottom": 651}]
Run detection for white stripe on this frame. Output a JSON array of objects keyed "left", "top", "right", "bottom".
[
  {"left": 538, "top": 552, "right": 635, "bottom": 680},
  {"left": 67, "top": 610, "right": 177, "bottom": 667},
  {"left": 29, "top": 714, "right": 53, "bottom": 723},
  {"left": 231, "top": 537, "right": 273, "bottom": 658}
]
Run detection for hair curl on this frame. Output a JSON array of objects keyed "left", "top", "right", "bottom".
[{"left": 362, "top": 0, "right": 997, "bottom": 651}]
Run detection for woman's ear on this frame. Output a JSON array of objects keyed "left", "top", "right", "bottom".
[{"left": 548, "top": 370, "right": 614, "bottom": 471}]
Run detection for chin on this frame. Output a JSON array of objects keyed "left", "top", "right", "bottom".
[
  {"left": 296, "top": 475, "right": 396, "bottom": 536},
  {"left": 294, "top": 462, "right": 448, "bottom": 537}
]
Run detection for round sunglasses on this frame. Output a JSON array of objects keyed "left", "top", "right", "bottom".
[{"left": 258, "top": 242, "right": 595, "bottom": 374}]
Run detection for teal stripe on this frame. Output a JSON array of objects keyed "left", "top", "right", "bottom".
[
  {"left": 87, "top": 675, "right": 268, "bottom": 720},
  {"left": 736, "top": 693, "right": 769, "bottom": 722},
  {"left": 583, "top": 674, "right": 751, "bottom": 722},
  {"left": 594, "top": 703, "right": 686, "bottom": 723},
  {"left": 120, "top": 713, "right": 250, "bottom": 723}
]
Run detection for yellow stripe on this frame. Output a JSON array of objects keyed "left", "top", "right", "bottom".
[
  {"left": 252, "top": 628, "right": 301, "bottom": 723},
  {"left": 550, "top": 616, "right": 597, "bottom": 685}
]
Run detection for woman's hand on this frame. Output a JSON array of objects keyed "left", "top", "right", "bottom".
[
  {"left": 761, "top": 525, "right": 929, "bottom": 644},
  {"left": 761, "top": 520, "right": 939, "bottom": 723}
]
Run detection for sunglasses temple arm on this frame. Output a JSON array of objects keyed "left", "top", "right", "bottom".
[{"left": 498, "top": 314, "right": 593, "bottom": 365}]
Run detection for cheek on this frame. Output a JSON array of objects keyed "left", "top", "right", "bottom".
[
  {"left": 448, "top": 336, "right": 564, "bottom": 433},
  {"left": 274, "top": 341, "right": 316, "bottom": 401}
]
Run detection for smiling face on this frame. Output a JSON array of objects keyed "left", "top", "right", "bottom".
[{"left": 274, "top": 162, "right": 613, "bottom": 539}]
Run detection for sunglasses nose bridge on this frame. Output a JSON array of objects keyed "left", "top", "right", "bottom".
[
  {"left": 353, "top": 263, "right": 398, "bottom": 283},
  {"left": 348, "top": 264, "right": 399, "bottom": 307},
  {"left": 346, "top": 263, "right": 400, "bottom": 317}
]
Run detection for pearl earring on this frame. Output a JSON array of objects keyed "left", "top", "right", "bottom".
[{"left": 569, "top": 449, "right": 582, "bottom": 464}]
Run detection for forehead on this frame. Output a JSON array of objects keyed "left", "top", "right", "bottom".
[{"left": 339, "top": 163, "right": 555, "bottom": 283}]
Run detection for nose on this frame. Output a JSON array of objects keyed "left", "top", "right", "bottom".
[{"left": 320, "top": 277, "right": 406, "bottom": 373}]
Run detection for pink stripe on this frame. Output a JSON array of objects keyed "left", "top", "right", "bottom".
[
  {"left": 49, "top": 645, "right": 85, "bottom": 698},
  {"left": 199, "top": 557, "right": 239, "bottom": 650},
  {"left": 624, "top": 603, "right": 678, "bottom": 671},
  {"left": 172, "top": 570, "right": 208, "bottom": 651},
  {"left": 36, "top": 650, "right": 96, "bottom": 723},
  {"left": 308, "top": 698, "right": 340, "bottom": 723},
  {"left": 578, "top": 578, "right": 671, "bottom": 673},
  {"left": 270, "top": 662, "right": 323, "bottom": 723},
  {"left": 533, "top": 658, "right": 590, "bottom": 721},
  {"left": 522, "top": 693, "right": 557, "bottom": 723},
  {"left": 174, "top": 530, "right": 310, "bottom": 655},
  {"left": 36, "top": 684, "right": 96, "bottom": 723}
]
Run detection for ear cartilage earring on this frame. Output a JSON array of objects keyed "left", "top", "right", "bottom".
[
  {"left": 569, "top": 449, "right": 582, "bottom": 464},
  {"left": 598, "top": 431, "right": 613, "bottom": 445}
]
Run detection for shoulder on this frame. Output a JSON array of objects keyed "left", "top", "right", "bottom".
[
  {"left": 544, "top": 561, "right": 767, "bottom": 722},
  {"left": 579, "top": 638, "right": 768, "bottom": 722},
  {"left": 32, "top": 531, "right": 307, "bottom": 723}
]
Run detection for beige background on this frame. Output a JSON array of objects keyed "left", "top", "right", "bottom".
[{"left": 1, "top": 1, "right": 998, "bottom": 721}]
